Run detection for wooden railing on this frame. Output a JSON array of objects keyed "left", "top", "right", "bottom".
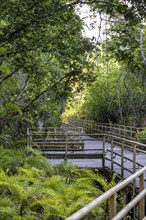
[
  {"left": 61, "top": 123, "right": 84, "bottom": 134},
  {"left": 27, "top": 127, "right": 104, "bottom": 161},
  {"left": 27, "top": 124, "right": 84, "bottom": 136},
  {"left": 27, "top": 122, "right": 146, "bottom": 219},
  {"left": 101, "top": 134, "right": 146, "bottom": 178},
  {"left": 27, "top": 127, "right": 146, "bottom": 180},
  {"left": 27, "top": 126, "right": 85, "bottom": 151},
  {"left": 66, "top": 166, "right": 146, "bottom": 220},
  {"left": 69, "top": 119, "right": 144, "bottom": 140}
]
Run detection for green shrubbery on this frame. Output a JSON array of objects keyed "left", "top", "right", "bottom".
[
  {"left": 0, "top": 147, "right": 121, "bottom": 220},
  {"left": 136, "top": 128, "right": 146, "bottom": 144}
]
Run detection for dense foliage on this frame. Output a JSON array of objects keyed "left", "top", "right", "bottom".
[
  {"left": 136, "top": 128, "right": 146, "bottom": 144},
  {"left": 0, "top": 147, "right": 120, "bottom": 219},
  {"left": 80, "top": 57, "right": 146, "bottom": 125},
  {"left": 0, "top": 1, "right": 145, "bottom": 218},
  {"left": 1, "top": 0, "right": 146, "bottom": 145},
  {"left": 0, "top": 0, "right": 95, "bottom": 146},
  {"left": 63, "top": 1, "right": 146, "bottom": 126}
]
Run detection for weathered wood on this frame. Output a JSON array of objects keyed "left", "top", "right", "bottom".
[
  {"left": 70, "top": 119, "right": 145, "bottom": 140},
  {"left": 109, "top": 194, "right": 116, "bottom": 219},
  {"left": 27, "top": 126, "right": 146, "bottom": 189},
  {"left": 66, "top": 167, "right": 146, "bottom": 220},
  {"left": 27, "top": 127, "right": 85, "bottom": 151},
  {"left": 33, "top": 141, "right": 84, "bottom": 151},
  {"left": 43, "top": 151, "right": 103, "bottom": 159}
]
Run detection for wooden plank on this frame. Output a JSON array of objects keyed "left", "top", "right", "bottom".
[
  {"left": 33, "top": 141, "right": 84, "bottom": 151},
  {"left": 35, "top": 141, "right": 84, "bottom": 145},
  {"left": 43, "top": 152, "right": 103, "bottom": 159}
]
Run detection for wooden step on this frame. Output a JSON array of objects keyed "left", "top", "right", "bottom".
[
  {"left": 33, "top": 141, "right": 84, "bottom": 150},
  {"left": 42, "top": 151, "right": 103, "bottom": 159}
]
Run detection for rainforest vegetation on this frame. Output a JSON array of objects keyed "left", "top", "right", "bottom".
[
  {"left": 0, "top": 0, "right": 146, "bottom": 143},
  {"left": 0, "top": 0, "right": 146, "bottom": 219},
  {"left": 0, "top": 147, "right": 121, "bottom": 219}
]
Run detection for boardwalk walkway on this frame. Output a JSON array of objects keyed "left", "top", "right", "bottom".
[
  {"left": 49, "top": 136, "right": 146, "bottom": 189},
  {"left": 27, "top": 124, "right": 146, "bottom": 187},
  {"left": 49, "top": 135, "right": 146, "bottom": 180},
  {"left": 26, "top": 123, "right": 146, "bottom": 220},
  {"left": 48, "top": 136, "right": 103, "bottom": 168}
]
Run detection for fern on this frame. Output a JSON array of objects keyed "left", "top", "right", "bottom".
[
  {"left": 0, "top": 147, "right": 123, "bottom": 219},
  {"left": 0, "top": 196, "right": 18, "bottom": 219},
  {"left": 24, "top": 147, "right": 54, "bottom": 175},
  {"left": 40, "top": 175, "right": 66, "bottom": 194}
]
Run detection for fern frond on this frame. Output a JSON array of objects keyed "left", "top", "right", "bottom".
[
  {"left": 111, "top": 172, "right": 119, "bottom": 182},
  {"left": 0, "top": 195, "right": 18, "bottom": 219},
  {"left": 19, "top": 167, "right": 46, "bottom": 179}
]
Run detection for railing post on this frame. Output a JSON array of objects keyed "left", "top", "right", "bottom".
[
  {"left": 65, "top": 134, "right": 68, "bottom": 162},
  {"left": 114, "top": 126, "right": 116, "bottom": 136},
  {"left": 109, "top": 194, "right": 116, "bottom": 219},
  {"left": 97, "top": 124, "right": 99, "bottom": 133},
  {"left": 105, "top": 124, "right": 107, "bottom": 133},
  {"left": 101, "top": 125, "right": 104, "bottom": 133},
  {"left": 131, "top": 144, "right": 137, "bottom": 219},
  {"left": 118, "top": 127, "right": 120, "bottom": 136},
  {"left": 139, "top": 173, "right": 145, "bottom": 219},
  {"left": 121, "top": 141, "right": 124, "bottom": 178},
  {"left": 133, "top": 144, "right": 136, "bottom": 196},
  {"left": 123, "top": 128, "right": 125, "bottom": 139},
  {"left": 112, "top": 125, "right": 114, "bottom": 135},
  {"left": 102, "top": 136, "right": 105, "bottom": 173},
  {"left": 66, "top": 167, "right": 146, "bottom": 220},
  {"left": 111, "top": 138, "right": 114, "bottom": 172}
]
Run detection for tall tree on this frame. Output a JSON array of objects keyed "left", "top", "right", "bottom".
[
  {"left": 0, "top": 0, "right": 94, "bottom": 146},
  {"left": 78, "top": 0, "right": 146, "bottom": 125}
]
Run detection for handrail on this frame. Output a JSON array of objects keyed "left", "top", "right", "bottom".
[
  {"left": 69, "top": 119, "right": 145, "bottom": 140},
  {"left": 27, "top": 131, "right": 146, "bottom": 148},
  {"left": 71, "top": 119, "right": 145, "bottom": 130},
  {"left": 27, "top": 126, "right": 146, "bottom": 219},
  {"left": 27, "top": 124, "right": 84, "bottom": 134},
  {"left": 101, "top": 133, "right": 146, "bottom": 179},
  {"left": 95, "top": 122, "right": 144, "bottom": 131},
  {"left": 103, "top": 133, "right": 146, "bottom": 148},
  {"left": 66, "top": 166, "right": 146, "bottom": 220},
  {"left": 112, "top": 189, "right": 146, "bottom": 220}
]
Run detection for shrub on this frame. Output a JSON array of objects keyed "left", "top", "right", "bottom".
[{"left": 136, "top": 128, "right": 146, "bottom": 144}]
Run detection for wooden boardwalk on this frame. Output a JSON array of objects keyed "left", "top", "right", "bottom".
[
  {"left": 27, "top": 125, "right": 146, "bottom": 187},
  {"left": 48, "top": 135, "right": 146, "bottom": 187},
  {"left": 27, "top": 123, "right": 145, "bottom": 220},
  {"left": 48, "top": 136, "right": 103, "bottom": 167}
]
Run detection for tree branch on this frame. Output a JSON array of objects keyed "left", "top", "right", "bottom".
[
  {"left": 22, "top": 74, "right": 70, "bottom": 112},
  {"left": 15, "top": 76, "right": 30, "bottom": 101},
  {"left": 0, "top": 69, "right": 19, "bottom": 85},
  {"left": 0, "top": 0, "right": 80, "bottom": 44}
]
